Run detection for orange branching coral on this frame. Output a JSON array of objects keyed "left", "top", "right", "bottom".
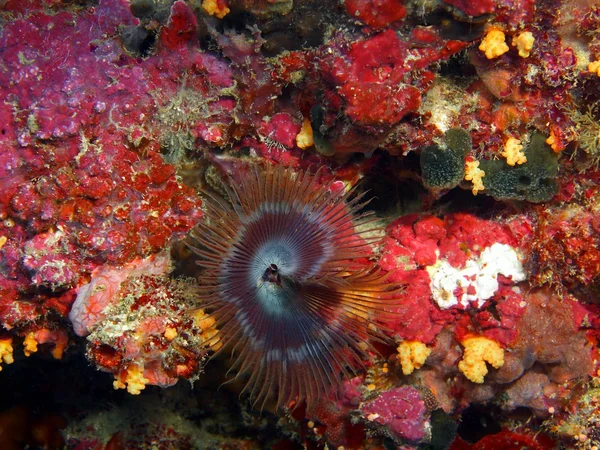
[
  {"left": 0, "top": 338, "right": 14, "bottom": 371},
  {"left": 30, "top": 329, "right": 68, "bottom": 360},
  {"left": 188, "top": 165, "right": 401, "bottom": 409},
  {"left": 546, "top": 130, "right": 567, "bottom": 153},
  {"left": 23, "top": 332, "right": 37, "bottom": 357},
  {"left": 202, "top": 0, "right": 230, "bottom": 19},
  {"left": 191, "top": 309, "right": 221, "bottom": 350},
  {"left": 589, "top": 60, "right": 600, "bottom": 76},
  {"left": 113, "top": 364, "right": 150, "bottom": 395},
  {"left": 296, "top": 118, "right": 314, "bottom": 149}
]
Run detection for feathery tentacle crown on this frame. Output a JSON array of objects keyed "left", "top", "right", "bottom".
[{"left": 188, "top": 166, "right": 398, "bottom": 410}]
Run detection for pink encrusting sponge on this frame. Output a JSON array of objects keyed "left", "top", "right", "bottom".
[{"left": 188, "top": 166, "right": 400, "bottom": 410}]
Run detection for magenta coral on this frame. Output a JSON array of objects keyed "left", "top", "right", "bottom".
[
  {"left": 159, "top": 1, "right": 198, "bottom": 50},
  {"left": 361, "top": 386, "right": 429, "bottom": 443},
  {"left": 258, "top": 112, "right": 302, "bottom": 149},
  {"left": 0, "top": 0, "right": 208, "bottom": 339},
  {"left": 304, "top": 379, "right": 367, "bottom": 448},
  {"left": 310, "top": 27, "right": 468, "bottom": 154},
  {"left": 328, "top": 30, "right": 421, "bottom": 126}
]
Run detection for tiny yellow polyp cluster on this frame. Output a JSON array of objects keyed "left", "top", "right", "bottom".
[
  {"left": 193, "top": 309, "right": 222, "bottom": 351},
  {"left": 502, "top": 137, "right": 527, "bottom": 166},
  {"left": 464, "top": 160, "right": 485, "bottom": 195},
  {"left": 164, "top": 325, "right": 178, "bottom": 341},
  {"left": 458, "top": 336, "right": 504, "bottom": 383},
  {"left": 296, "top": 118, "right": 314, "bottom": 149},
  {"left": 512, "top": 31, "right": 535, "bottom": 58},
  {"left": 23, "top": 332, "right": 38, "bottom": 357},
  {"left": 202, "top": 0, "right": 230, "bottom": 19},
  {"left": 546, "top": 131, "right": 561, "bottom": 152},
  {"left": 0, "top": 236, "right": 7, "bottom": 249},
  {"left": 479, "top": 28, "right": 509, "bottom": 59},
  {"left": 114, "top": 364, "right": 149, "bottom": 395},
  {"left": 398, "top": 341, "right": 431, "bottom": 375},
  {"left": 0, "top": 338, "right": 14, "bottom": 370},
  {"left": 588, "top": 60, "right": 600, "bottom": 76}
]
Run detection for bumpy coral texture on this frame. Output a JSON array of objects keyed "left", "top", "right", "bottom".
[
  {"left": 69, "top": 252, "right": 211, "bottom": 391},
  {"left": 1, "top": 0, "right": 600, "bottom": 448},
  {"left": 361, "top": 386, "right": 430, "bottom": 443},
  {"left": 458, "top": 336, "right": 505, "bottom": 384},
  {"left": 0, "top": 0, "right": 208, "bottom": 345},
  {"left": 398, "top": 341, "right": 431, "bottom": 375},
  {"left": 344, "top": 0, "right": 407, "bottom": 29}
]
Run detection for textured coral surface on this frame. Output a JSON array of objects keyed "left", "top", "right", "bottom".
[{"left": 1, "top": 0, "right": 600, "bottom": 448}]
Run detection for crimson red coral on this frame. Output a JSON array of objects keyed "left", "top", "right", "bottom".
[
  {"left": 321, "top": 29, "right": 467, "bottom": 128},
  {"left": 344, "top": 0, "right": 407, "bottom": 29},
  {"left": 442, "top": 0, "right": 495, "bottom": 17},
  {"left": 159, "top": 1, "right": 198, "bottom": 51},
  {"left": 470, "top": 430, "right": 555, "bottom": 450}
]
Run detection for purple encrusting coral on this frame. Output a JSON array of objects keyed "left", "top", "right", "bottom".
[{"left": 361, "top": 386, "right": 430, "bottom": 443}]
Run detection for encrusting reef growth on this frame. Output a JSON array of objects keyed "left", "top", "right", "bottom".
[{"left": 1, "top": 0, "right": 600, "bottom": 448}]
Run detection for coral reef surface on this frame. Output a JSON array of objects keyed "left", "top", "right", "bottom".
[{"left": 1, "top": 0, "right": 600, "bottom": 448}]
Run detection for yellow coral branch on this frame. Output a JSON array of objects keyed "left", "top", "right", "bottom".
[
  {"left": 23, "top": 332, "right": 38, "bottom": 357},
  {"left": 501, "top": 137, "right": 527, "bottom": 166},
  {"left": 464, "top": 160, "right": 485, "bottom": 195},
  {"left": 398, "top": 341, "right": 431, "bottom": 375},
  {"left": 113, "top": 364, "right": 149, "bottom": 395},
  {"left": 546, "top": 131, "right": 563, "bottom": 152},
  {"left": 479, "top": 28, "right": 509, "bottom": 59},
  {"left": 296, "top": 118, "right": 314, "bottom": 149},
  {"left": 202, "top": 0, "right": 230, "bottom": 19},
  {"left": 458, "top": 336, "right": 504, "bottom": 383},
  {"left": 589, "top": 60, "right": 600, "bottom": 77},
  {"left": 192, "top": 309, "right": 222, "bottom": 351},
  {"left": 0, "top": 338, "right": 14, "bottom": 370},
  {"left": 512, "top": 31, "right": 535, "bottom": 58}
]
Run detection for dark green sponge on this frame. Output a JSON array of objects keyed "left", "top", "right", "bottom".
[
  {"left": 421, "top": 128, "right": 471, "bottom": 190},
  {"left": 478, "top": 133, "right": 559, "bottom": 203}
]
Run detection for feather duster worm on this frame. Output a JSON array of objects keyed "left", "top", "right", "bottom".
[{"left": 188, "top": 166, "right": 400, "bottom": 409}]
